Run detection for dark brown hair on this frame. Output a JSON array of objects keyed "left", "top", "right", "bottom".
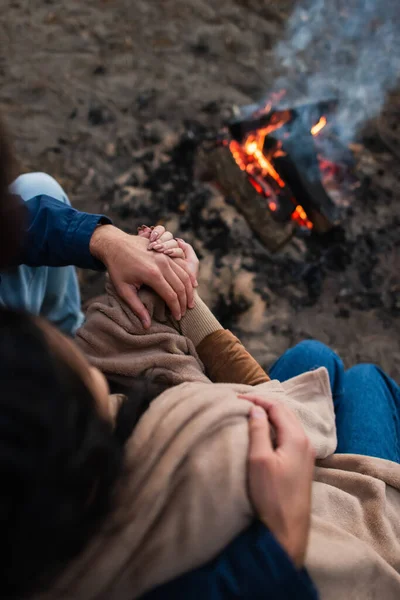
[
  {"left": 0, "top": 116, "right": 26, "bottom": 268},
  {"left": 0, "top": 307, "right": 169, "bottom": 598}
]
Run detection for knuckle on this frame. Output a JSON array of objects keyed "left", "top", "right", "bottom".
[
  {"left": 249, "top": 416, "right": 263, "bottom": 431},
  {"left": 115, "top": 282, "right": 128, "bottom": 297},
  {"left": 148, "top": 266, "right": 160, "bottom": 279},
  {"left": 181, "top": 271, "right": 190, "bottom": 283},
  {"left": 295, "top": 434, "right": 309, "bottom": 451},
  {"left": 250, "top": 453, "right": 268, "bottom": 468},
  {"left": 155, "top": 253, "right": 168, "bottom": 266},
  {"left": 167, "top": 290, "right": 178, "bottom": 303},
  {"left": 267, "top": 402, "right": 279, "bottom": 415}
]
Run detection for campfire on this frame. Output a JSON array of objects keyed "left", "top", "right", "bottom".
[{"left": 198, "top": 93, "right": 357, "bottom": 251}]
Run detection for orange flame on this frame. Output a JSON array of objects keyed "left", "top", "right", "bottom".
[
  {"left": 243, "top": 138, "right": 286, "bottom": 188},
  {"left": 311, "top": 116, "right": 327, "bottom": 136},
  {"left": 228, "top": 102, "right": 321, "bottom": 230},
  {"left": 292, "top": 205, "right": 313, "bottom": 230}
]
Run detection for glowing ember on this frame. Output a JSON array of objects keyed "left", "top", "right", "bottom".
[
  {"left": 292, "top": 205, "right": 313, "bottom": 230},
  {"left": 269, "top": 201, "right": 277, "bottom": 212},
  {"left": 311, "top": 116, "right": 327, "bottom": 136}
]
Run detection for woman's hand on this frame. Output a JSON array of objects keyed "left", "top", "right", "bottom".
[
  {"left": 138, "top": 226, "right": 199, "bottom": 286},
  {"left": 175, "top": 238, "right": 199, "bottom": 287},
  {"left": 241, "top": 395, "right": 315, "bottom": 569},
  {"left": 138, "top": 225, "right": 185, "bottom": 259}
]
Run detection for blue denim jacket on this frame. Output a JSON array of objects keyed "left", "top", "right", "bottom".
[{"left": 21, "top": 195, "right": 111, "bottom": 269}]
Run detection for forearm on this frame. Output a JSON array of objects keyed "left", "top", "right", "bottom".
[
  {"left": 179, "top": 293, "right": 269, "bottom": 385},
  {"left": 20, "top": 195, "right": 111, "bottom": 269},
  {"left": 198, "top": 330, "right": 270, "bottom": 385}
]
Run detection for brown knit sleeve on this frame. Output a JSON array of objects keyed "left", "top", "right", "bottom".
[{"left": 196, "top": 330, "right": 270, "bottom": 386}]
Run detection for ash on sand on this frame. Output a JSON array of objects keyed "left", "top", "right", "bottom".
[{"left": 1, "top": 0, "right": 399, "bottom": 377}]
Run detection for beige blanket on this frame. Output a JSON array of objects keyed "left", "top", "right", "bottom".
[
  {"left": 41, "top": 287, "right": 400, "bottom": 600},
  {"left": 76, "top": 282, "right": 209, "bottom": 386}
]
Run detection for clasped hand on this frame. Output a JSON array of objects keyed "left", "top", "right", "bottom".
[{"left": 90, "top": 224, "right": 199, "bottom": 328}]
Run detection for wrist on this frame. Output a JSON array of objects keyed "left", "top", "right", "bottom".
[
  {"left": 272, "top": 529, "right": 304, "bottom": 569},
  {"left": 179, "top": 292, "right": 223, "bottom": 347},
  {"left": 89, "top": 224, "right": 121, "bottom": 265}
]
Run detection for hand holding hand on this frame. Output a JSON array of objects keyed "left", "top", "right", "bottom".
[
  {"left": 89, "top": 225, "right": 196, "bottom": 329},
  {"left": 137, "top": 225, "right": 186, "bottom": 259},
  {"left": 138, "top": 225, "right": 199, "bottom": 285},
  {"left": 241, "top": 394, "right": 315, "bottom": 568}
]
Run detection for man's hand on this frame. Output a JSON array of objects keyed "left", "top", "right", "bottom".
[
  {"left": 90, "top": 225, "right": 196, "bottom": 328},
  {"left": 240, "top": 394, "right": 315, "bottom": 569}
]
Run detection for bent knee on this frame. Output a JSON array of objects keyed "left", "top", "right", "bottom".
[
  {"left": 287, "top": 340, "right": 343, "bottom": 371},
  {"left": 10, "top": 172, "right": 69, "bottom": 204},
  {"left": 288, "top": 340, "right": 335, "bottom": 360},
  {"left": 346, "top": 363, "right": 382, "bottom": 382},
  {"left": 292, "top": 340, "right": 331, "bottom": 353}
]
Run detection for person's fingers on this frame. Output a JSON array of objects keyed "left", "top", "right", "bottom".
[
  {"left": 150, "top": 225, "right": 165, "bottom": 243},
  {"left": 177, "top": 239, "right": 199, "bottom": 286},
  {"left": 157, "top": 231, "right": 174, "bottom": 244},
  {"left": 151, "top": 238, "right": 178, "bottom": 252},
  {"left": 177, "top": 238, "right": 189, "bottom": 252},
  {"left": 238, "top": 394, "right": 273, "bottom": 408},
  {"left": 169, "top": 260, "right": 194, "bottom": 310},
  {"left": 148, "top": 268, "right": 182, "bottom": 320},
  {"left": 148, "top": 232, "right": 175, "bottom": 250},
  {"left": 247, "top": 407, "right": 276, "bottom": 526},
  {"left": 177, "top": 238, "right": 199, "bottom": 263},
  {"left": 116, "top": 284, "right": 151, "bottom": 329},
  {"left": 240, "top": 394, "right": 308, "bottom": 452},
  {"left": 174, "top": 256, "right": 198, "bottom": 289},
  {"left": 264, "top": 402, "right": 307, "bottom": 451},
  {"left": 248, "top": 406, "right": 274, "bottom": 458},
  {"left": 137, "top": 225, "right": 152, "bottom": 239},
  {"left": 163, "top": 247, "right": 186, "bottom": 259},
  {"left": 163, "top": 263, "right": 189, "bottom": 316},
  {"left": 150, "top": 239, "right": 178, "bottom": 252}
]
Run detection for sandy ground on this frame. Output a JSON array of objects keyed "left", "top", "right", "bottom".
[{"left": 1, "top": 0, "right": 399, "bottom": 378}]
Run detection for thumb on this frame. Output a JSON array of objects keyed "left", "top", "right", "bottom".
[
  {"left": 249, "top": 406, "right": 273, "bottom": 456},
  {"left": 137, "top": 226, "right": 152, "bottom": 239},
  {"left": 118, "top": 284, "right": 151, "bottom": 329},
  {"left": 176, "top": 239, "right": 199, "bottom": 286},
  {"left": 177, "top": 238, "right": 193, "bottom": 261}
]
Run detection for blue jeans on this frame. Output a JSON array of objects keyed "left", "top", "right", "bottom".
[
  {"left": 270, "top": 341, "right": 400, "bottom": 463},
  {"left": 0, "top": 173, "right": 84, "bottom": 335}
]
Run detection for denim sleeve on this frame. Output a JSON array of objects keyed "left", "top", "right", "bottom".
[
  {"left": 20, "top": 195, "right": 112, "bottom": 270},
  {"left": 140, "top": 521, "right": 319, "bottom": 600}
]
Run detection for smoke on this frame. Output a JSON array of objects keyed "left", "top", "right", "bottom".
[{"left": 274, "top": 0, "right": 400, "bottom": 140}]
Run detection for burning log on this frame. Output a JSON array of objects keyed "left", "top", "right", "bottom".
[
  {"left": 197, "top": 142, "right": 295, "bottom": 252},
  {"left": 196, "top": 95, "right": 356, "bottom": 250},
  {"left": 228, "top": 98, "right": 337, "bottom": 143}
]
